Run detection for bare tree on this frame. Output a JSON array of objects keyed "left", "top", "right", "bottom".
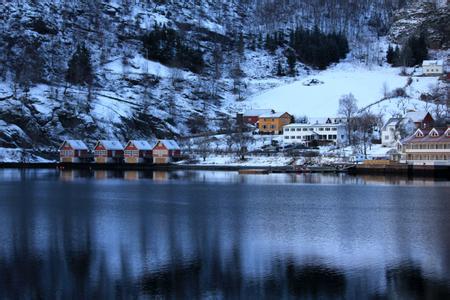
[
  {"left": 355, "top": 112, "right": 378, "bottom": 158},
  {"left": 338, "top": 93, "right": 358, "bottom": 145}
]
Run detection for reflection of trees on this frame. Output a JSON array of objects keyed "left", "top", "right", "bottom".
[
  {"left": 1, "top": 180, "right": 450, "bottom": 298},
  {"left": 385, "top": 262, "right": 450, "bottom": 299},
  {"left": 286, "top": 262, "right": 346, "bottom": 298}
]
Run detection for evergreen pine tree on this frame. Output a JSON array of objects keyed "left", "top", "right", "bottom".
[
  {"left": 386, "top": 45, "right": 395, "bottom": 64},
  {"left": 66, "top": 44, "right": 93, "bottom": 86},
  {"left": 286, "top": 50, "right": 296, "bottom": 76},
  {"left": 276, "top": 61, "right": 284, "bottom": 76}
]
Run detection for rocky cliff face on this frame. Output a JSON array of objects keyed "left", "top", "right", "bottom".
[{"left": 388, "top": 1, "right": 449, "bottom": 49}]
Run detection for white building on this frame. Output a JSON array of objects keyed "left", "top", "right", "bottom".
[
  {"left": 381, "top": 111, "right": 434, "bottom": 147},
  {"left": 283, "top": 122, "right": 347, "bottom": 146},
  {"left": 422, "top": 60, "right": 444, "bottom": 76}
]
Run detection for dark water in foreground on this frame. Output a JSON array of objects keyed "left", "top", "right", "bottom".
[{"left": 1, "top": 170, "right": 450, "bottom": 299}]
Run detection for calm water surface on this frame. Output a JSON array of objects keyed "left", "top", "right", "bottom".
[{"left": 1, "top": 169, "right": 450, "bottom": 299}]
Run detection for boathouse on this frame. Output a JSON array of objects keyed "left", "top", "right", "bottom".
[
  {"left": 152, "top": 139, "right": 181, "bottom": 164},
  {"left": 59, "top": 140, "right": 90, "bottom": 163},
  {"left": 94, "top": 140, "right": 124, "bottom": 163},
  {"left": 124, "top": 140, "right": 153, "bottom": 164}
]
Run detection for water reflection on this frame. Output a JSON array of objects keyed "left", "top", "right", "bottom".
[
  {"left": 1, "top": 169, "right": 449, "bottom": 187},
  {"left": 0, "top": 170, "right": 450, "bottom": 298}
]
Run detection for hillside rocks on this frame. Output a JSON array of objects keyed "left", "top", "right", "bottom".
[{"left": 388, "top": 1, "right": 449, "bottom": 49}]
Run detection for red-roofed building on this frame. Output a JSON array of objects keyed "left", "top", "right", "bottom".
[
  {"left": 152, "top": 139, "right": 181, "bottom": 164},
  {"left": 124, "top": 140, "right": 153, "bottom": 164},
  {"left": 94, "top": 140, "right": 124, "bottom": 163},
  {"left": 59, "top": 140, "right": 90, "bottom": 163}
]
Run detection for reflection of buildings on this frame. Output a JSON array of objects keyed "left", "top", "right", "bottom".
[
  {"left": 124, "top": 170, "right": 142, "bottom": 180},
  {"left": 153, "top": 171, "right": 169, "bottom": 181},
  {"left": 60, "top": 170, "right": 79, "bottom": 181},
  {"left": 1, "top": 172, "right": 450, "bottom": 298},
  {"left": 94, "top": 170, "right": 116, "bottom": 180}
]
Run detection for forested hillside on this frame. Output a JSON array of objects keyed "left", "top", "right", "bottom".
[{"left": 0, "top": 0, "right": 446, "bottom": 153}]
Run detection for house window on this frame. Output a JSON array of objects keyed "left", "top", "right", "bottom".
[
  {"left": 125, "top": 150, "right": 139, "bottom": 156},
  {"left": 332, "top": 128, "right": 337, "bottom": 131},
  {"left": 296, "top": 128, "right": 301, "bottom": 131},
  {"left": 61, "top": 150, "right": 74, "bottom": 157},
  {"left": 325, "top": 128, "right": 330, "bottom": 131},
  {"left": 284, "top": 136, "right": 289, "bottom": 139},
  {"left": 296, "top": 136, "right": 301, "bottom": 139},
  {"left": 263, "top": 125, "right": 267, "bottom": 129},
  {"left": 270, "top": 125, "right": 275, "bottom": 129},
  {"left": 319, "top": 128, "right": 324, "bottom": 131},
  {"left": 303, "top": 128, "right": 308, "bottom": 131},
  {"left": 285, "top": 128, "right": 290, "bottom": 132}
]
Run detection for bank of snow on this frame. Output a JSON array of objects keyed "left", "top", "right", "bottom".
[
  {"left": 249, "top": 62, "right": 440, "bottom": 117},
  {"left": 0, "top": 148, "right": 53, "bottom": 163}
]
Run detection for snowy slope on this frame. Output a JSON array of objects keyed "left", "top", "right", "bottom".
[{"left": 248, "top": 62, "right": 441, "bottom": 118}]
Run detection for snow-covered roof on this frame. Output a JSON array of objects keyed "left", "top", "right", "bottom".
[
  {"left": 402, "top": 127, "right": 449, "bottom": 144},
  {"left": 422, "top": 60, "right": 443, "bottom": 66},
  {"left": 243, "top": 109, "right": 274, "bottom": 117},
  {"left": 285, "top": 122, "right": 344, "bottom": 128},
  {"left": 61, "top": 140, "right": 88, "bottom": 150},
  {"left": 157, "top": 139, "right": 180, "bottom": 150},
  {"left": 127, "top": 140, "right": 153, "bottom": 150},
  {"left": 259, "top": 112, "right": 290, "bottom": 118},
  {"left": 97, "top": 140, "right": 123, "bottom": 150},
  {"left": 308, "top": 117, "right": 329, "bottom": 124},
  {"left": 405, "top": 111, "right": 431, "bottom": 123},
  {"left": 382, "top": 117, "right": 403, "bottom": 130}
]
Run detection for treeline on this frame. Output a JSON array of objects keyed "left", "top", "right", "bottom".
[
  {"left": 289, "top": 27, "right": 349, "bottom": 70},
  {"left": 386, "top": 35, "right": 428, "bottom": 67},
  {"left": 264, "top": 27, "right": 349, "bottom": 71},
  {"left": 142, "top": 24, "right": 204, "bottom": 74}
]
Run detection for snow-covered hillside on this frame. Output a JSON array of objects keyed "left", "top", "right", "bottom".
[
  {"left": 0, "top": 0, "right": 447, "bottom": 160},
  {"left": 248, "top": 61, "right": 443, "bottom": 118}
]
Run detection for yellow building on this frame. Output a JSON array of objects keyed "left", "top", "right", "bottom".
[{"left": 258, "top": 112, "right": 293, "bottom": 134}]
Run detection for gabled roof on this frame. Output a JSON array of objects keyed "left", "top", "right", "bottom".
[
  {"left": 382, "top": 117, "right": 403, "bottom": 130},
  {"left": 96, "top": 140, "right": 123, "bottom": 150},
  {"left": 405, "top": 111, "right": 432, "bottom": 123},
  {"left": 243, "top": 109, "right": 274, "bottom": 117},
  {"left": 156, "top": 139, "right": 180, "bottom": 150},
  {"left": 60, "top": 140, "right": 88, "bottom": 150},
  {"left": 402, "top": 127, "right": 449, "bottom": 144},
  {"left": 259, "top": 112, "right": 291, "bottom": 118},
  {"left": 422, "top": 60, "right": 443, "bottom": 66},
  {"left": 125, "top": 140, "right": 153, "bottom": 150}
]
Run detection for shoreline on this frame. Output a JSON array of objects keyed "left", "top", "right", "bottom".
[{"left": 0, "top": 162, "right": 449, "bottom": 178}]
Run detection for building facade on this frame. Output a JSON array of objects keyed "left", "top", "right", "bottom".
[
  {"left": 401, "top": 127, "right": 450, "bottom": 165},
  {"left": 240, "top": 109, "right": 274, "bottom": 126},
  {"left": 124, "top": 140, "right": 153, "bottom": 164},
  {"left": 258, "top": 112, "right": 292, "bottom": 134},
  {"left": 59, "top": 140, "right": 90, "bottom": 163},
  {"left": 381, "top": 111, "right": 434, "bottom": 147},
  {"left": 152, "top": 139, "right": 181, "bottom": 164},
  {"left": 283, "top": 123, "right": 348, "bottom": 146},
  {"left": 94, "top": 140, "right": 124, "bottom": 163},
  {"left": 422, "top": 60, "right": 444, "bottom": 76}
]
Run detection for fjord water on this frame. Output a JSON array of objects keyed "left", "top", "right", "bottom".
[{"left": 1, "top": 170, "right": 450, "bottom": 299}]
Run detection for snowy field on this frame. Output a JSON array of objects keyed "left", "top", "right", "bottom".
[{"left": 248, "top": 62, "right": 440, "bottom": 118}]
